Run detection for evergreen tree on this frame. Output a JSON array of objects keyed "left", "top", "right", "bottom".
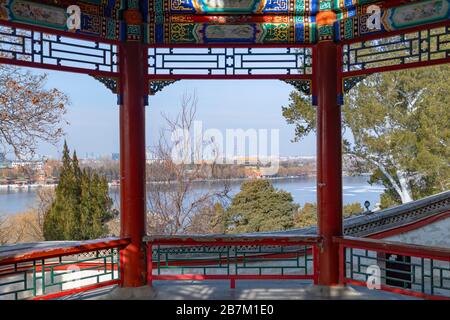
[
  {"left": 80, "top": 170, "right": 114, "bottom": 239},
  {"left": 44, "top": 141, "right": 76, "bottom": 240},
  {"left": 282, "top": 65, "right": 450, "bottom": 207},
  {"left": 79, "top": 169, "right": 92, "bottom": 239},
  {"left": 223, "top": 180, "right": 298, "bottom": 233},
  {"left": 293, "top": 202, "right": 365, "bottom": 228},
  {"left": 43, "top": 142, "right": 114, "bottom": 240},
  {"left": 293, "top": 203, "right": 317, "bottom": 228}
]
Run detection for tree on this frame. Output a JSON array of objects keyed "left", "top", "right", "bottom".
[
  {"left": 282, "top": 65, "right": 450, "bottom": 207},
  {"left": 43, "top": 142, "right": 114, "bottom": 240},
  {"left": 0, "top": 65, "right": 69, "bottom": 159},
  {"left": 293, "top": 203, "right": 317, "bottom": 228},
  {"left": 0, "top": 210, "right": 44, "bottom": 244},
  {"left": 23, "top": 188, "right": 54, "bottom": 242},
  {"left": 185, "top": 202, "right": 228, "bottom": 234},
  {"left": 0, "top": 188, "right": 53, "bottom": 244},
  {"left": 146, "top": 94, "right": 230, "bottom": 235},
  {"left": 223, "top": 179, "right": 298, "bottom": 233},
  {"left": 0, "top": 213, "right": 25, "bottom": 244},
  {"left": 44, "top": 142, "right": 75, "bottom": 239},
  {"left": 343, "top": 202, "right": 365, "bottom": 216},
  {"left": 0, "top": 214, "right": 10, "bottom": 245},
  {"left": 293, "top": 202, "right": 364, "bottom": 228},
  {"left": 79, "top": 169, "right": 114, "bottom": 239}
]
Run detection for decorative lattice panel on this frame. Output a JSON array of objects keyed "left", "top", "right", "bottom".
[
  {"left": 0, "top": 248, "right": 120, "bottom": 300},
  {"left": 342, "top": 25, "right": 450, "bottom": 76},
  {"left": 152, "top": 244, "right": 314, "bottom": 277},
  {"left": 0, "top": 24, "right": 118, "bottom": 76},
  {"left": 147, "top": 47, "right": 313, "bottom": 79},
  {"left": 344, "top": 247, "right": 450, "bottom": 298}
]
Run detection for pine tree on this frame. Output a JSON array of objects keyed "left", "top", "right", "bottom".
[
  {"left": 282, "top": 65, "right": 450, "bottom": 207},
  {"left": 43, "top": 142, "right": 114, "bottom": 240},
  {"left": 79, "top": 169, "right": 92, "bottom": 239},
  {"left": 44, "top": 141, "right": 75, "bottom": 240},
  {"left": 223, "top": 180, "right": 299, "bottom": 233},
  {"left": 79, "top": 170, "right": 114, "bottom": 239},
  {"left": 293, "top": 202, "right": 365, "bottom": 228}
]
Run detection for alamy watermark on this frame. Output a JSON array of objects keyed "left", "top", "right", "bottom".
[
  {"left": 366, "top": 265, "right": 381, "bottom": 290},
  {"left": 170, "top": 121, "right": 280, "bottom": 176},
  {"left": 67, "top": 5, "right": 81, "bottom": 31},
  {"left": 366, "top": 5, "right": 382, "bottom": 31}
]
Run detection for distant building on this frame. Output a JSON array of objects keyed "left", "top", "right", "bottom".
[
  {"left": 10, "top": 161, "right": 44, "bottom": 170},
  {"left": 112, "top": 153, "right": 120, "bottom": 161}
]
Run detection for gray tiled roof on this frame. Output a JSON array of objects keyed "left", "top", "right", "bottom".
[{"left": 255, "top": 190, "right": 450, "bottom": 237}]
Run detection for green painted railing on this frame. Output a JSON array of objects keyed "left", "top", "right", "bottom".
[
  {"left": 0, "top": 238, "right": 129, "bottom": 300},
  {"left": 335, "top": 237, "right": 450, "bottom": 300},
  {"left": 4, "top": 235, "right": 449, "bottom": 300},
  {"left": 145, "top": 235, "right": 321, "bottom": 288}
]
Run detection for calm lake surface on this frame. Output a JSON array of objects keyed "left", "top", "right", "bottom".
[{"left": 0, "top": 176, "right": 384, "bottom": 216}]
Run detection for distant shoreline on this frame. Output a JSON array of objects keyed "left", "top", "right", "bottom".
[
  {"left": 0, "top": 173, "right": 371, "bottom": 191},
  {"left": 0, "top": 175, "right": 382, "bottom": 216},
  {"left": 0, "top": 175, "right": 316, "bottom": 190}
]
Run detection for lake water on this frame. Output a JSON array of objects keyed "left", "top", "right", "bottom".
[{"left": 0, "top": 176, "right": 384, "bottom": 216}]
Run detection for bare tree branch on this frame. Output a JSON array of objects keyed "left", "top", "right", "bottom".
[
  {"left": 0, "top": 65, "right": 70, "bottom": 159},
  {"left": 146, "top": 93, "right": 230, "bottom": 235}
]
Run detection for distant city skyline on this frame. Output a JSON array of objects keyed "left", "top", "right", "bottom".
[{"left": 1, "top": 152, "right": 318, "bottom": 162}]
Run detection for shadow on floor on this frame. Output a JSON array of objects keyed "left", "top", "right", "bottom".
[{"left": 70, "top": 280, "right": 419, "bottom": 300}]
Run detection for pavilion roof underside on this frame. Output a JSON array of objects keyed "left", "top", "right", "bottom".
[
  {"left": 0, "top": 0, "right": 449, "bottom": 44},
  {"left": 1, "top": 0, "right": 428, "bottom": 18}
]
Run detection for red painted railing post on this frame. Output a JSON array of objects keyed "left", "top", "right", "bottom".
[
  {"left": 147, "top": 242, "right": 153, "bottom": 287},
  {"left": 119, "top": 40, "right": 147, "bottom": 287},
  {"left": 338, "top": 242, "right": 345, "bottom": 285},
  {"left": 315, "top": 39, "right": 344, "bottom": 286},
  {"left": 230, "top": 278, "right": 236, "bottom": 289},
  {"left": 313, "top": 245, "right": 319, "bottom": 285}
]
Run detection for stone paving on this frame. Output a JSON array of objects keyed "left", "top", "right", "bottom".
[{"left": 63, "top": 280, "right": 418, "bottom": 300}]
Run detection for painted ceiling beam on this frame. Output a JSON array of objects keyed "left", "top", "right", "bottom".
[{"left": 0, "top": 0, "right": 448, "bottom": 44}]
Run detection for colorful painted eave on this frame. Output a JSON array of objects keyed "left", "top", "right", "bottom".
[
  {"left": 0, "top": 0, "right": 449, "bottom": 44},
  {"left": 0, "top": 0, "right": 127, "bottom": 41}
]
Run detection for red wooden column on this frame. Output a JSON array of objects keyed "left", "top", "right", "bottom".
[
  {"left": 315, "top": 39, "right": 344, "bottom": 286},
  {"left": 119, "top": 40, "right": 147, "bottom": 287}
]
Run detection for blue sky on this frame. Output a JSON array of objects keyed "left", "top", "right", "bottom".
[{"left": 35, "top": 69, "right": 318, "bottom": 159}]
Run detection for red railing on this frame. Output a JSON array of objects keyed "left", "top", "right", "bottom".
[
  {"left": 335, "top": 236, "right": 450, "bottom": 300},
  {"left": 0, "top": 238, "right": 129, "bottom": 300},
  {"left": 3, "top": 234, "right": 449, "bottom": 300},
  {"left": 145, "top": 235, "right": 321, "bottom": 288}
]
